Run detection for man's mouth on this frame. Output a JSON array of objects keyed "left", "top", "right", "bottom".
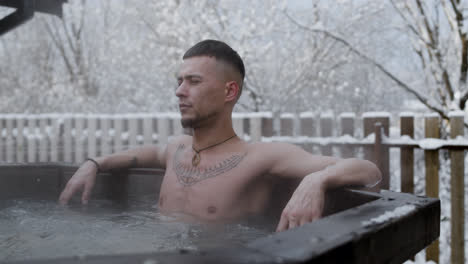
[{"left": 179, "top": 103, "right": 191, "bottom": 110}]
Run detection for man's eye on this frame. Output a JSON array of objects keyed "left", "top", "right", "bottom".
[{"left": 190, "top": 79, "right": 200, "bottom": 84}]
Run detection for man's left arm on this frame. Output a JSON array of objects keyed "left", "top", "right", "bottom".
[{"left": 264, "top": 142, "right": 382, "bottom": 231}]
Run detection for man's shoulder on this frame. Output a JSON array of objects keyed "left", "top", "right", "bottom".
[
  {"left": 243, "top": 141, "right": 312, "bottom": 176},
  {"left": 246, "top": 141, "right": 304, "bottom": 158},
  {"left": 247, "top": 141, "right": 300, "bottom": 151}
]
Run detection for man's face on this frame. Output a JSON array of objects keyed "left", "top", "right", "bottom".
[{"left": 176, "top": 56, "right": 226, "bottom": 128}]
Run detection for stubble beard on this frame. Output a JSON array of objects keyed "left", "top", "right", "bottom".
[
  {"left": 180, "top": 111, "right": 217, "bottom": 129},
  {"left": 181, "top": 117, "right": 196, "bottom": 128}
]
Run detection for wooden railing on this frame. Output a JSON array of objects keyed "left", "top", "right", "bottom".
[{"left": 0, "top": 111, "right": 466, "bottom": 263}]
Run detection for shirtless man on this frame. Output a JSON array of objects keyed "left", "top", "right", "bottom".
[{"left": 59, "top": 40, "right": 381, "bottom": 232}]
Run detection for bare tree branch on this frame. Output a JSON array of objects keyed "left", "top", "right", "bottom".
[
  {"left": 389, "top": 0, "right": 430, "bottom": 46},
  {"left": 42, "top": 19, "right": 75, "bottom": 79},
  {"left": 284, "top": 11, "right": 449, "bottom": 121}
]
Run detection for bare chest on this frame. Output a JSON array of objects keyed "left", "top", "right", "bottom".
[{"left": 158, "top": 144, "right": 271, "bottom": 221}]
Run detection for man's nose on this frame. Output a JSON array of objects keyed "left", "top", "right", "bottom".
[{"left": 175, "top": 82, "right": 187, "bottom": 98}]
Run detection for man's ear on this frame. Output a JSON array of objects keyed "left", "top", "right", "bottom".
[{"left": 225, "top": 81, "right": 239, "bottom": 102}]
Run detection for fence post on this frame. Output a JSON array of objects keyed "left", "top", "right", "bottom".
[
  {"left": 27, "top": 117, "right": 36, "bottom": 162},
  {"left": 398, "top": 114, "right": 416, "bottom": 262},
  {"left": 320, "top": 113, "right": 333, "bottom": 156},
  {"left": 449, "top": 111, "right": 464, "bottom": 264},
  {"left": 245, "top": 112, "right": 273, "bottom": 139},
  {"left": 128, "top": 116, "right": 138, "bottom": 148},
  {"left": 261, "top": 112, "right": 274, "bottom": 137},
  {"left": 424, "top": 114, "right": 440, "bottom": 263},
  {"left": 157, "top": 115, "right": 170, "bottom": 145},
  {"left": 143, "top": 115, "right": 153, "bottom": 145},
  {"left": 340, "top": 113, "right": 355, "bottom": 158},
  {"left": 280, "top": 113, "right": 294, "bottom": 136},
  {"left": 6, "top": 116, "right": 13, "bottom": 162},
  {"left": 63, "top": 116, "right": 72, "bottom": 163},
  {"left": 50, "top": 116, "right": 58, "bottom": 162},
  {"left": 38, "top": 116, "right": 48, "bottom": 162},
  {"left": 363, "top": 112, "right": 390, "bottom": 189},
  {"left": 113, "top": 116, "right": 123, "bottom": 152},
  {"left": 16, "top": 116, "right": 25, "bottom": 163},
  {"left": 374, "top": 123, "right": 383, "bottom": 176},
  {"left": 299, "top": 112, "right": 316, "bottom": 137},
  {"left": 75, "top": 115, "right": 85, "bottom": 163},
  {"left": 400, "top": 113, "right": 414, "bottom": 193},
  {"left": 250, "top": 116, "right": 262, "bottom": 142},
  {"left": 87, "top": 116, "right": 97, "bottom": 159},
  {"left": 299, "top": 112, "right": 316, "bottom": 153},
  {"left": 100, "top": 116, "right": 111, "bottom": 156}
]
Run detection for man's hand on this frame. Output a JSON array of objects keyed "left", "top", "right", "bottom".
[
  {"left": 276, "top": 174, "right": 325, "bottom": 232},
  {"left": 58, "top": 161, "right": 98, "bottom": 205}
]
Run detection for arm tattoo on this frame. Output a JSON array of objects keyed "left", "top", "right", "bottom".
[{"left": 173, "top": 144, "right": 246, "bottom": 186}]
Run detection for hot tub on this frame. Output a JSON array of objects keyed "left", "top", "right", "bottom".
[{"left": 0, "top": 163, "right": 440, "bottom": 264}]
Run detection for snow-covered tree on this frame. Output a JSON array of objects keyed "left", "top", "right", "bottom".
[
  {"left": 287, "top": 0, "right": 468, "bottom": 125},
  {"left": 0, "top": 0, "right": 405, "bottom": 114},
  {"left": 390, "top": 0, "right": 468, "bottom": 123}
]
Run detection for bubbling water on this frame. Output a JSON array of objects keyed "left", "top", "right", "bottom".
[{"left": 0, "top": 197, "right": 271, "bottom": 262}]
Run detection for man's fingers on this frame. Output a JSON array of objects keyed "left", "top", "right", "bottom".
[
  {"left": 277, "top": 211, "right": 318, "bottom": 231},
  {"left": 58, "top": 193, "right": 68, "bottom": 205},
  {"left": 312, "top": 214, "right": 321, "bottom": 222},
  {"left": 81, "top": 183, "right": 93, "bottom": 205},
  {"left": 288, "top": 218, "right": 298, "bottom": 229},
  {"left": 59, "top": 184, "right": 76, "bottom": 205},
  {"left": 311, "top": 209, "right": 322, "bottom": 222},
  {"left": 299, "top": 216, "right": 310, "bottom": 226},
  {"left": 276, "top": 216, "right": 288, "bottom": 232}
]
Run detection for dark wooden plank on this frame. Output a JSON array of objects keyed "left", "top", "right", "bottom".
[
  {"left": 400, "top": 114, "right": 414, "bottom": 193},
  {"left": 340, "top": 113, "right": 355, "bottom": 158},
  {"left": 320, "top": 115, "right": 333, "bottom": 156},
  {"left": 261, "top": 117, "right": 274, "bottom": 137},
  {"left": 450, "top": 113, "right": 464, "bottom": 264},
  {"left": 280, "top": 114, "right": 294, "bottom": 136},
  {"left": 424, "top": 115, "right": 440, "bottom": 262},
  {"left": 300, "top": 113, "right": 316, "bottom": 137}
]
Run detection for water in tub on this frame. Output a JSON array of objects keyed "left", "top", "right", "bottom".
[{"left": 0, "top": 196, "right": 270, "bottom": 262}]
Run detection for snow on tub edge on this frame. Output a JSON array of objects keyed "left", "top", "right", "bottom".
[{"left": 361, "top": 204, "right": 416, "bottom": 227}]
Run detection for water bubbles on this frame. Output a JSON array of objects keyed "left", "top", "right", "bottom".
[{"left": 0, "top": 198, "right": 270, "bottom": 262}]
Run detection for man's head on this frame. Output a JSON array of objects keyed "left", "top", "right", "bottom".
[
  {"left": 183, "top": 40, "right": 245, "bottom": 96},
  {"left": 176, "top": 40, "right": 245, "bottom": 128}
]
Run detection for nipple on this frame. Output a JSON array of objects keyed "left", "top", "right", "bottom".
[{"left": 207, "top": 206, "right": 217, "bottom": 214}]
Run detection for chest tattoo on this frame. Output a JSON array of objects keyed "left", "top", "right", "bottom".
[{"left": 173, "top": 144, "right": 246, "bottom": 186}]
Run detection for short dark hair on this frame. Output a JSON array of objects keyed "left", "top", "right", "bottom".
[{"left": 183, "top": 40, "right": 245, "bottom": 96}]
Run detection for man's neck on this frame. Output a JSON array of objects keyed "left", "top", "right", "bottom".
[{"left": 191, "top": 116, "right": 237, "bottom": 150}]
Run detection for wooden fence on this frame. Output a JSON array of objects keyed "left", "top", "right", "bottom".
[{"left": 0, "top": 111, "right": 467, "bottom": 263}]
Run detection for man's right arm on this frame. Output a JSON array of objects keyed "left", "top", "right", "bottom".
[
  {"left": 93, "top": 145, "right": 167, "bottom": 171},
  {"left": 58, "top": 144, "right": 167, "bottom": 205}
]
